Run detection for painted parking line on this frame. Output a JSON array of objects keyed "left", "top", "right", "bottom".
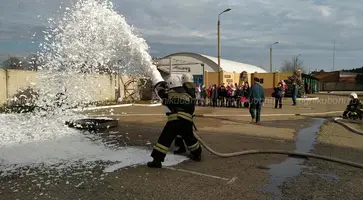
[
  {"left": 89, "top": 111, "right": 343, "bottom": 117},
  {"left": 90, "top": 113, "right": 165, "bottom": 117},
  {"left": 71, "top": 103, "right": 162, "bottom": 111},
  {"left": 72, "top": 104, "right": 133, "bottom": 111},
  {"left": 199, "top": 111, "right": 342, "bottom": 117},
  {"left": 132, "top": 103, "right": 162, "bottom": 107},
  {"left": 165, "top": 167, "right": 237, "bottom": 184}
]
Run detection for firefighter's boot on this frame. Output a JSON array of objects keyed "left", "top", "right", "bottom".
[{"left": 147, "top": 159, "right": 162, "bottom": 168}]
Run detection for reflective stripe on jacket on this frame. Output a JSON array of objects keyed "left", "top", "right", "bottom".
[{"left": 167, "top": 111, "right": 193, "bottom": 122}]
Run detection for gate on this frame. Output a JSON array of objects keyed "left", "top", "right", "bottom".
[{"left": 193, "top": 75, "right": 203, "bottom": 85}]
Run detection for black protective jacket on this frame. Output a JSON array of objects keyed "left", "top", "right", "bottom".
[
  {"left": 183, "top": 82, "right": 196, "bottom": 115},
  {"left": 162, "top": 86, "right": 194, "bottom": 122},
  {"left": 347, "top": 98, "right": 362, "bottom": 111}
]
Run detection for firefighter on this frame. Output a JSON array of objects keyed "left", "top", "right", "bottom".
[
  {"left": 343, "top": 92, "right": 363, "bottom": 120},
  {"left": 147, "top": 74, "right": 202, "bottom": 168},
  {"left": 173, "top": 73, "right": 196, "bottom": 155}
]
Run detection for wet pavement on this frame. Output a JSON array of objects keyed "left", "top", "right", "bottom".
[
  {"left": 0, "top": 119, "right": 297, "bottom": 200},
  {"left": 2, "top": 94, "right": 363, "bottom": 200},
  {"left": 281, "top": 119, "right": 363, "bottom": 200},
  {"left": 261, "top": 118, "right": 327, "bottom": 199}
]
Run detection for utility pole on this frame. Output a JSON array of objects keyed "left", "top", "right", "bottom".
[
  {"left": 270, "top": 48, "right": 272, "bottom": 72},
  {"left": 295, "top": 54, "right": 302, "bottom": 70},
  {"left": 333, "top": 39, "right": 336, "bottom": 72}
]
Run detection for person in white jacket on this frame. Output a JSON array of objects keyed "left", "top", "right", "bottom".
[{"left": 196, "top": 84, "right": 201, "bottom": 106}]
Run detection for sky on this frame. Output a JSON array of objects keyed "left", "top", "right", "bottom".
[{"left": 1, "top": 0, "right": 362, "bottom": 72}]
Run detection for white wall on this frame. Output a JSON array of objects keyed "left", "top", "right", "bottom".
[{"left": 0, "top": 69, "right": 139, "bottom": 106}]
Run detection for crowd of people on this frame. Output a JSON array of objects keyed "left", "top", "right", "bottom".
[
  {"left": 193, "top": 80, "right": 289, "bottom": 109},
  {"left": 194, "top": 82, "right": 252, "bottom": 108}
]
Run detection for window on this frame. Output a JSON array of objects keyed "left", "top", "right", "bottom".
[{"left": 181, "top": 67, "right": 190, "bottom": 72}]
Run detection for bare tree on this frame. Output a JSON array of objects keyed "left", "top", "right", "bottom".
[
  {"left": 26, "top": 54, "right": 40, "bottom": 71},
  {"left": 1, "top": 55, "right": 39, "bottom": 71},
  {"left": 2, "top": 57, "right": 28, "bottom": 70},
  {"left": 280, "top": 56, "right": 305, "bottom": 73}
]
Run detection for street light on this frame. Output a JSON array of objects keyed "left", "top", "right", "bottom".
[
  {"left": 295, "top": 54, "right": 302, "bottom": 69},
  {"left": 217, "top": 8, "right": 231, "bottom": 86},
  {"left": 269, "top": 41, "right": 279, "bottom": 72}
]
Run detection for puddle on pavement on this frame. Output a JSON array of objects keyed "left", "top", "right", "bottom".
[{"left": 259, "top": 118, "right": 338, "bottom": 199}]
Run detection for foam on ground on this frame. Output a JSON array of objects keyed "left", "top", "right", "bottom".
[
  {"left": 0, "top": 113, "right": 187, "bottom": 177},
  {"left": 0, "top": 113, "right": 83, "bottom": 146}
]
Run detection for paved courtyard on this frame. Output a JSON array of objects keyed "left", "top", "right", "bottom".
[{"left": 1, "top": 94, "right": 363, "bottom": 200}]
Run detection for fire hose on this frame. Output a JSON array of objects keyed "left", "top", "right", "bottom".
[
  {"left": 191, "top": 117, "right": 363, "bottom": 169},
  {"left": 333, "top": 117, "right": 363, "bottom": 136}
]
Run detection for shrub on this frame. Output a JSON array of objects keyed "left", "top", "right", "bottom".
[{"left": 3, "top": 87, "right": 39, "bottom": 113}]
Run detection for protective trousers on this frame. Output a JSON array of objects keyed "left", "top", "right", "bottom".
[
  {"left": 174, "top": 135, "right": 186, "bottom": 151},
  {"left": 151, "top": 119, "right": 201, "bottom": 162},
  {"left": 343, "top": 109, "right": 363, "bottom": 119},
  {"left": 175, "top": 115, "right": 196, "bottom": 151},
  {"left": 174, "top": 122, "right": 197, "bottom": 151}
]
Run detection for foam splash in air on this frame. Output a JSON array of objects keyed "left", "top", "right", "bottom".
[
  {"left": 36, "top": 0, "right": 163, "bottom": 112},
  {"left": 0, "top": 0, "right": 178, "bottom": 176}
]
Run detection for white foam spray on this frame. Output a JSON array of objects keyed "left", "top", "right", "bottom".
[
  {"left": 36, "top": 0, "right": 163, "bottom": 112},
  {"left": 0, "top": 0, "right": 180, "bottom": 177}
]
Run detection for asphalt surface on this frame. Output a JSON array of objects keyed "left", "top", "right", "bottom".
[
  {"left": 281, "top": 121, "right": 363, "bottom": 200},
  {"left": 2, "top": 94, "right": 363, "bottom": 200}
]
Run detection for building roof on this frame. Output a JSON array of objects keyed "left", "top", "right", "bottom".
[
  {"left": 312, "top": 71, "right": 339, "bottom": 79},
  {"left": 161, "top": 52, "right": 267, "bottom": 73},
  {"left": 339, "top": 71, "right": 362, "bottom": 77},
  {"left": 302, "top": 73, "right": 320, "bottom": 80}
]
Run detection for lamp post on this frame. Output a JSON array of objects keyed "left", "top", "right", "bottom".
[
  {"left": 269, "top": 41, "right": 278, "bottom": 73},
  {"left": 217, "top": 8, "right": 231, "bottom": 86},
  {"left": 295, "top": 54, "right": 302, "bottom": 69}
]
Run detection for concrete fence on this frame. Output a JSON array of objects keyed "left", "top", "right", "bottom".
[
  {"left": 323, "top": 82, "right": 363, "bottom": 91},
  {"left": 0, "top": 69, "right": 141, "bottom": 106}
]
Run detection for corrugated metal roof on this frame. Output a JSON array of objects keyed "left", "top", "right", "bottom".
[
  {"left": 161, "top": 52, "right": 267, "bottom": 73},
  {"left": 200, "top": 54, "right": 267, "bottom": 73}
]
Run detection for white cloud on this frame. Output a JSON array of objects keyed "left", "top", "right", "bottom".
[
  {"left": 337, "top": 16, "right": 358, "bottom": 27},
  {"left": 1, "top": 0, "right": 363, "bottom": 70},
  {"left": 316, "top": 5, "right": 333, "bottom": 17}
]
